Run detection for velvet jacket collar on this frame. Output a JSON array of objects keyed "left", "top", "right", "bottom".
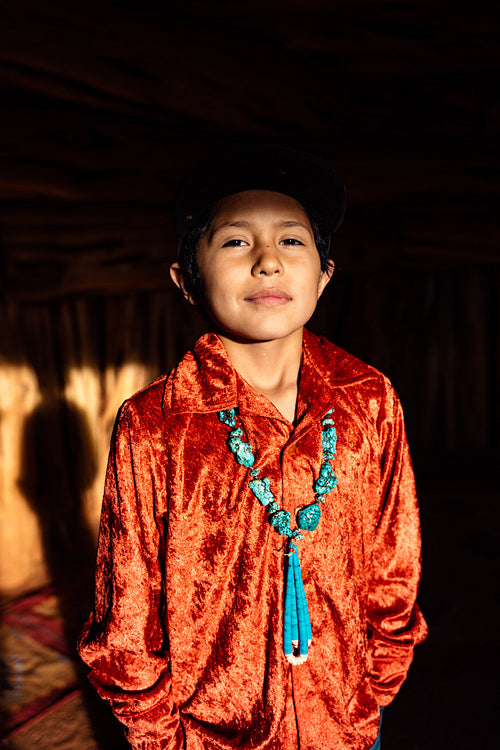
[{"left": 164, "top": 328, "right": 340, "bottom": 432}]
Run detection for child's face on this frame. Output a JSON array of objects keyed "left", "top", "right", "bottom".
[{"left": 174, "top": 190, "right": 332, "bottom": 345}]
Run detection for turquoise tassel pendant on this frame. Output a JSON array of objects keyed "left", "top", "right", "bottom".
[
  {"left": 218, "top": 406, "right": 339, "bottom": 665},
  {"left": 283, "top": 540, "right": 312, "bottom": 665}
]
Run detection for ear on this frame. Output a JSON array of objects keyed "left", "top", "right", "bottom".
[
  {"left": 170, "top": 263, "right": 200, "bottom": 305},
  {"left": 317, "top": 259, "right": 334, "bottom": 299}
]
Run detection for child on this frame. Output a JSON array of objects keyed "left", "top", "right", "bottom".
[{"left": 78, "top": 145, "right": 427, "bottom": 750}]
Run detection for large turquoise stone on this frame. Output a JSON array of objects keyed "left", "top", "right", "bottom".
[
  {"left": 227, "top": 429, "right": 255, "bottom": 467},
  {"left": 296, "top": 502, "right": 321, "bottom": 531},
  {"left": 269, "top": 509, "right": 291, "bottom": 535},
  {"left": 249, "top": 476, "right": 274, "bottom": 506},
  {"left": 314, "top": 462, "right": 338, "bottom": 494}
]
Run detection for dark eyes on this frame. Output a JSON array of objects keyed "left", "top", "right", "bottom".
[
  {"left": 280, "top": 238, "right": 304, "bottom": 246},
  {"left": 222, "top": 239, "right": 248, "bottom": 247},
  {"left": 221, "top": 238, "right": 305, "bottom": 248}
]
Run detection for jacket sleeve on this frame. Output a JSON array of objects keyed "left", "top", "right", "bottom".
[
  {"left": 366, "top": 382, "right": 428, "bottom": 706},
  {"left": 77, "top": 402, "right": 183, "bottom": 750}
]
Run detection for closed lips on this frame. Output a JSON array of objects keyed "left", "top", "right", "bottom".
[{"left": 245, "top": 290, "right": 291, "bottom": 304}]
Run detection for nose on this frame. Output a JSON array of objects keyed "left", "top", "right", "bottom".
[{"left": 251, "top": 245, "right": 283, "bottom": 276}]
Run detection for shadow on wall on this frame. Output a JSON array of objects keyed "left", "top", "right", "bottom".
[
  {"left": 16, "top": 393, "right": 129, "bottom": 748},
  {"left": 18, "top": 396, "right": 97, "bottom": 631}
]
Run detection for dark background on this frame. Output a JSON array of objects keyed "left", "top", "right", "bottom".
[{"left": 1, "top": 1, "right": 499, "bottom": 747}]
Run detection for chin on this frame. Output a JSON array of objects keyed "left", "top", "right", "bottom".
[{"left": 223, "top": 323, "right": 306, "bottom": 344}]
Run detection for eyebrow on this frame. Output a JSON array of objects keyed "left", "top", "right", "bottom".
[
  {"left": 281, "top": 221, "right": 312, "bottom": 232},
  {"left": 209, "top": 219, "right": 313, "bottom": 241}
]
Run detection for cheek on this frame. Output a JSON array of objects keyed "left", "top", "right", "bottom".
[
  {"left": 198, "top": 272, "right": 237, "bottom": 320},
  {"left": 297, "top": 264, "right": 325, "bottom": 298}
]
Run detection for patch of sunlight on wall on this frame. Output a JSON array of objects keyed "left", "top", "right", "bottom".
[
  {"left": 0, "top": 364, "right": 44, "bottom": 596},
  {"left": 0, "top": 361, "right": 151, "bottom": 598}
]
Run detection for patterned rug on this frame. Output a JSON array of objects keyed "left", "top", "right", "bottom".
[
  {"left": 0, "top": 587, "right": 127, "bottom": 749},
  {"left": 0, "top": 588, "right": 78, "bottom": 735}
]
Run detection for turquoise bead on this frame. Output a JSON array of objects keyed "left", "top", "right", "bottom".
[
  {"left": 296, "top": 502, "right": 321, "bottom": 531},
  {"left": 283, "top": 545, "right": 298, "bottom": 655},
  {"left": 249, "top": 476, "right": 274, "bottom": 506},
  {"left": 269, "top": 509, "right": 291, "bottom": 535},
  {"left": 227, "top": 429, "right": 255, "bottom": 468},
  {"left": 219, "top": 408, "right": 236, "bottom": 427},
  {"left": 283, "top": 544, "right": 312, "bottom": 659},
  {"left": 292, "top": 547, "right": 312, "bottom": 654},
  {"left": 314, "top": 461, "right": 338, "bottom": 494},
  {"left": 322, "top": 424, "right": 337, "bottom": 459}
]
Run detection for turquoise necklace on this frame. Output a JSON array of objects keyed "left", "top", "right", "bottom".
[{"left": 217, "top": 407, "right": 338, "bottom": 665}]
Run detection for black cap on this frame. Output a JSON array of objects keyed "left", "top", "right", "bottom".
[{"left": 173, "top": 145, "right": 347, "bottom": 241}]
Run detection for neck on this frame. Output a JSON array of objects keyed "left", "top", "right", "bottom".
[{"left": 216, "top": 329, "right": 303, "bottom": 423}]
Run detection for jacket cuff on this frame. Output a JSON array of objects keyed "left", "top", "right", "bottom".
[
  {"left": 128, "top": 741, "right": 175, "bottom": 750},
  {"left": 126, "top": 722, "right": 184, "bottom": 750},
  {"left": 369, "top": 639, "right": 425, "bottom": 705}
]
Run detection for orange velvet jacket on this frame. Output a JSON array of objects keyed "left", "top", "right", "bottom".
[{"left": 78, "top": 330, "right": 427, "bottom": 750}]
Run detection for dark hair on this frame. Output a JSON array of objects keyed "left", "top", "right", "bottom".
[{"left": 177, "top": 199, "right": 332, "bottom": 299}]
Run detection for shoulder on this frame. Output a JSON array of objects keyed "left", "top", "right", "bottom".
[
  {"left": 114, "top": 373, "right": 171, "bottom": 438},
  {"left": 112, "top": 331, "right": 220, "bottom": 434},
  {"left": 304, "top": 329, "right": 392, "bottom": 391},
  {"left": 303, "top": 330, "right": 403, "bottom": 431}
]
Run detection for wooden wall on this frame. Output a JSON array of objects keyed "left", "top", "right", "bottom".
[{"left": 0, "top": 0, "right": 498, "bottom": 597}]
